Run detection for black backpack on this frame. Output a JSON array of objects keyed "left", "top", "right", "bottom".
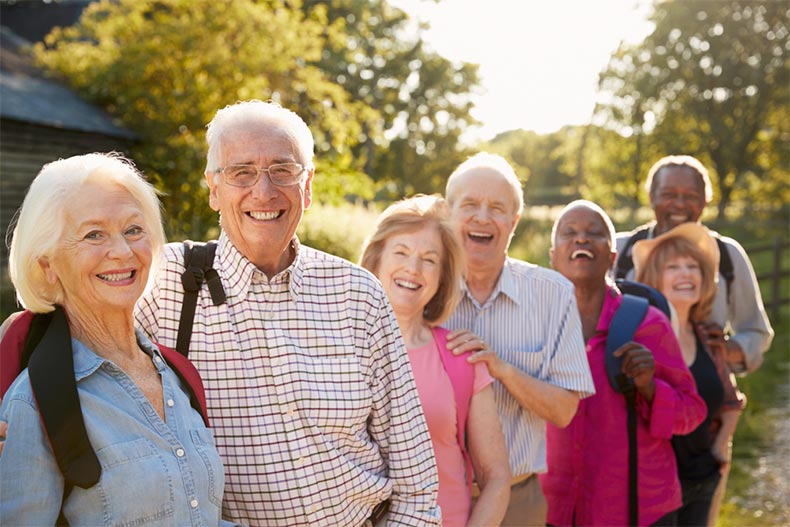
[
  {"left": 606, "top": 279, "right": 672, "bottom": 527},
  {"left": 614, "top": 225, "right": 735, "bottom": 301}
]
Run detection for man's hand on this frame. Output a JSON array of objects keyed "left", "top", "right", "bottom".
[
  {"left": 697, "top": 321, "right": 745, "bottom": 366},
  {"left": 446, "top": 329, "right": 511, "bottom": 380},
  {"left": 0, "top": 419, "right": 6, "bottom": 456},
  {"left": 613, "top": 342, "right": 656, "bottom": 402}
]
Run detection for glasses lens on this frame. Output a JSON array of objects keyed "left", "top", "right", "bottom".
[
  {"left": 269, "top": 163, "right": 304, "bottom": 186},
  {"left": 225, "top": 165, "right": 259, "bottom": 187}
]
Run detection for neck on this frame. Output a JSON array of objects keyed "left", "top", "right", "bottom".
[
  {"left": 63, "top": 303, "right": 139, "bottom": 360},
  {"left": 465, "top": 263, "right": 504, "bottom": 304},
  {"left": 395, "top": 312, "right": 433, "bottom": 350},
  {"left": 574, "top": 280, "right": 607, "bottom": 341}
]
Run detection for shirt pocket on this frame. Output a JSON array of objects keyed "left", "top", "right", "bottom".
[
  {"left": 189, "top": 428, "right": 224, "bottom": 507},
  {"left": 289, "top": 354, "right": 372, "bottom": 435},
  {"left": 504, "top": 345, "right": 548, "bottom": 378},
  {"left": 94, "top": 438, "right": 175, "bottom": 527}
]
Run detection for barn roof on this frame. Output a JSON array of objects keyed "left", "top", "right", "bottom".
[{"left": 0, "top": 26, "right": 135, "bottom": 140}]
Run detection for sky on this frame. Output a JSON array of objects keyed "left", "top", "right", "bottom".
[{"left": 390, "top": 0, "right": 656, "bottom": 142}]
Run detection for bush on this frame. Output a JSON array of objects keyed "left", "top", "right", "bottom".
[{"left": 297, "top": 201, "right": 382, "bottom": 263}]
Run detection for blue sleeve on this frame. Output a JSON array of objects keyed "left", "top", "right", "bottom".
[{"left": 0, "top": 379, "right": 64, "bottom": 525}]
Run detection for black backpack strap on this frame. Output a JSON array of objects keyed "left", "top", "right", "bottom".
[
  {"left": 614, "top": 225, "right": 651, "bottom": 280},
  {"left": 615, "top": 279, "right": 672, "bottom": 319},
  {"left": 177, "top": 241, "right": 226, "bottom": 357},
  {"left": 606, "top": 294, "right": 649, "bottom": 527},
  {"left": 27, "top": 307, "right": 102, "bottom": 492},
  {"left": 714, "top": 236, "right": 734, "bottom": 302}
]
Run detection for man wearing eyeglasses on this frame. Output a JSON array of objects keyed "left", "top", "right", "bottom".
[{"left": 135, "top": 100, "right": 440, "bottom": 527}]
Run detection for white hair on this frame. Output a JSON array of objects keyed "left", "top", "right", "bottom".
[
  {"left": 445, "top": 152, "right": 524, "bottom": 214},
  {"left": 205, "top": 100, "right": 315, "bottom": 175}
]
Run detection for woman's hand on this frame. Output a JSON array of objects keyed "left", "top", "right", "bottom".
[{"left": 613, "top": 342, "right": 656, "bottom": 402}]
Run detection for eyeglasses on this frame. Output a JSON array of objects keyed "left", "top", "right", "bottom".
[{"left": 216, "top": 163, "right": 308, "bottom": 187}]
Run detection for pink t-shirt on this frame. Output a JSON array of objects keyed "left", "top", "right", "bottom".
[{"left": 408, "top": 339, "right": 494, "bottom": 527}]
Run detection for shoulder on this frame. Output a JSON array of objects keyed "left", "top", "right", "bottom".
[
  {"left": 2, "top": 369, "right": 35, "bottom": 406},
  {"left": 299, "top": 245, "right": 383, "bottom": 287},
  {"left": 507, "top": 259, "right": 575, "bottom": 295}
]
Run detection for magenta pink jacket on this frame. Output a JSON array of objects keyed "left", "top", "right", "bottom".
[{"left": 540, "top": 287, "right": 706, "bottom": 526}]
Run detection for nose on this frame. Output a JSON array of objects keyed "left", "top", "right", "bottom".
[
  {"left": 250, "top": 168, "right": 278, "bottom": 198},
  {"left": 472, "top": 204, "right": 490, "bottom": 222},
  {"left": 404, "top": 254, "right": 422, "bottom": 273},
  {"left": 108, "top": 234, "right": 133, "bottom": 259}
]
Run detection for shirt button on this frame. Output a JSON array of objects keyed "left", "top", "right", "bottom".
[
  {"left": 176, "top": 448, "right": 185, "bottom": 457},
  {"left": 167, "top": 399, "right": 175, "bottom": 407},
  {"left": 287, "top": 407, "right": 296, "bottom": 417},
  {"left": 271, "top": 357, "right": 283, "bottom": 367},
  {"left": 295, "top": 457, "right": 305, "bottom": 467},
  {"left": 190, "top": 499, "right": 199, "bottom": 508}
]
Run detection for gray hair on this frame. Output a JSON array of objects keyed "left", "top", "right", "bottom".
[
  {"left": 445, "top": 152, "right": 524, "bottom": 215},
  {"left": 8, "top": 153, "right": 165, "bottom": 313},
  {"left": 205, "top": 100, "right": 315, "bottom": 175}
]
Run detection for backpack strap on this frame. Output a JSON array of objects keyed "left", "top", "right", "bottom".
[
  {"left": 27, "top": 306, "right": 102, "bottom": 491},
  {"left": 605, "top": 293, "right": 649, "bottom": 527},
  {"left": 159, "top": 344, "right": 209, "bottom": 427},
  {"left": 615, "top": 279, "right": 671, "bottom": 319},
  {"left": 177, "top": 240, "right": 226, "bottom": 357},
  {"left": 614, "top": 225, "right": 652, "bottom": 280},
  {"left": 714, "top": 236, "right": 734, "bottom": 303},
  {"left": 432, "top": 327, "right": 475, "bottom": 494}
]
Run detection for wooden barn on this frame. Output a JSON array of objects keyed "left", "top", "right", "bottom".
[{"left": 0, "top": 20, "right": 136, "bottom": 312}]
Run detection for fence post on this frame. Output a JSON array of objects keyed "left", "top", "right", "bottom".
[{"left": 772, "top": 237, "right": 781, "bottom": 321}]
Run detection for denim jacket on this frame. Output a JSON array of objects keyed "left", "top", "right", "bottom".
[{"left": 0, "top": 331, "right": 238, "bottom": 526}]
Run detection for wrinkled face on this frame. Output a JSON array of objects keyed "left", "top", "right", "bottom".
[
  {"left": 40, "top": 181, "right": 153, "bottom": 314},
  {"left": 448, "top": 168, "right": 520, "bottom": 272},
  {"left": 550, "top": 206, "right": 615, "bottom": 284},
  {"left": 206, "top": 124, "right": 313, "bottom": 276},
  {"left": 376, "top": 225, "right": 443, "bottom": 321},
  {"left": 650, "top": 166, "right": 707, "bottom": 235},
  {"left": 660, "top": 253, "right": 702, "bottom": 312}
]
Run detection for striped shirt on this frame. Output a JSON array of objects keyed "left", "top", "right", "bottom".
[
  {"left": 135, "top": 232, "right": 440, "bottom": 527},
  {"left": 444, "top": 258, "right": 595, "bottom": 477}
]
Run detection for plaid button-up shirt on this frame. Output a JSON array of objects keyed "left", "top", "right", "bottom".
[{"left": 136, "top": 232, "right": 440, "bottom": 527}]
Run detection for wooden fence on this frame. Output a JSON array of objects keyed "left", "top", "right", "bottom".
[{"left": 750, "top": 237, "right": 790, "bottom": 321}]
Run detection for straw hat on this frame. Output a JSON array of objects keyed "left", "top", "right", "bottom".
[{"left": 632, "top": 222, "right": 720, "bottom": 282}]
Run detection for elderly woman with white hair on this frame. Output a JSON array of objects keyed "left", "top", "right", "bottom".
[{"left": 0, "top": 153, "right": 234, "bottom": 526}]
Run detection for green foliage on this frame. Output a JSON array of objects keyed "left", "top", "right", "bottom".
[
  {"left": 33, "top": 0, "right": 378, "bottom": 240},
  {"left": 296, "top": 201, "right": 382, "bottom": 262},
  {"left": 594, "top": 0, "right": 789, "bottom": 220},
  {"left": 303, "top": 0, "right": 481, "bottom": 196}
]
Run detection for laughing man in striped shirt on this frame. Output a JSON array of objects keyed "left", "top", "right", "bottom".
[
  {"left": 136, "top": 100, "right": 440, "bottom": 527},
  {"left": 441, "top": 153, "right": 596, "bottom": 527}
]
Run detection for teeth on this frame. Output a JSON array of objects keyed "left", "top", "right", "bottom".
[
  {"left": 394, "top": 279, "right": 420, "bottom": 290},
  {"left": 250, "top": 211, "right": 279, "bottom": 220},
  {"left": 98, "top": 271, "right": 133, "bottom": 282},
  {"left": 674, "top": 283, "right": 694, "bottom": 290},
  {"left": 468, "top": 232, "right": 493, "bottom": 240},
  {"left": 669, "top": 214, "right": 687, "bottom": 221},
  {"left": 571, "top": 249, "right": 594, "bottom": 259}
]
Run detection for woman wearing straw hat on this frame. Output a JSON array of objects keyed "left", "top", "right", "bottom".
[{"left": 634, "top": 222, "right": 745, "bottom": 527}]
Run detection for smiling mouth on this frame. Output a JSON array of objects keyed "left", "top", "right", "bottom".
[
  {"left": 97, "top": 270, "right": 135, "bottom": 283},
  {"left": 468, "top": 231, "right": 494, "bottom": 244},
  {"left": 571, "top": 249, "right": 594, "bottom": 260},
  {"left": 668, "top": 214, "right": 690, "bottom": 223},
  {"left": 248, "top": 211, "right": 282, "bottom": 221},
  {"left": 394, "top": 279, "right": 420, "bottom": 290},
  {"left": 673, "top": 283, "right": 695, "bottom": 291}
]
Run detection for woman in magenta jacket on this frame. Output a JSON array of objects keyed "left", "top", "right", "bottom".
[{"left": 541, "top": 200, "right": 706, "bottom": 526}]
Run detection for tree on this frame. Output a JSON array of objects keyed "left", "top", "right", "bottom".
[
  {"left": 303, "top": 0, "right": 481, "bottom": 196},
  {"left": 595, "top": 0, "right": 789, "bottom": 218},
  {"left": 35, "top": 0, "right": 377, "bottom": 239}
]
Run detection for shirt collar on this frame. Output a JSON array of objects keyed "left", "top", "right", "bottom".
[
  {"left": 217, "top": 230, "right": 303, "bottom": 303},
  {"left": 596, "top": 284, "right": 624, "bottom": 333},
  {"left": 461, "top": 258, "right": 521, "bottom": 308},
  {"left": 71, "top": 330, "right": 165, "bottom": 381}
]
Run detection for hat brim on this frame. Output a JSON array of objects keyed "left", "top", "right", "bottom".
[{"left": 632, "top": 223, "right": 720, "bottom": 280}]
